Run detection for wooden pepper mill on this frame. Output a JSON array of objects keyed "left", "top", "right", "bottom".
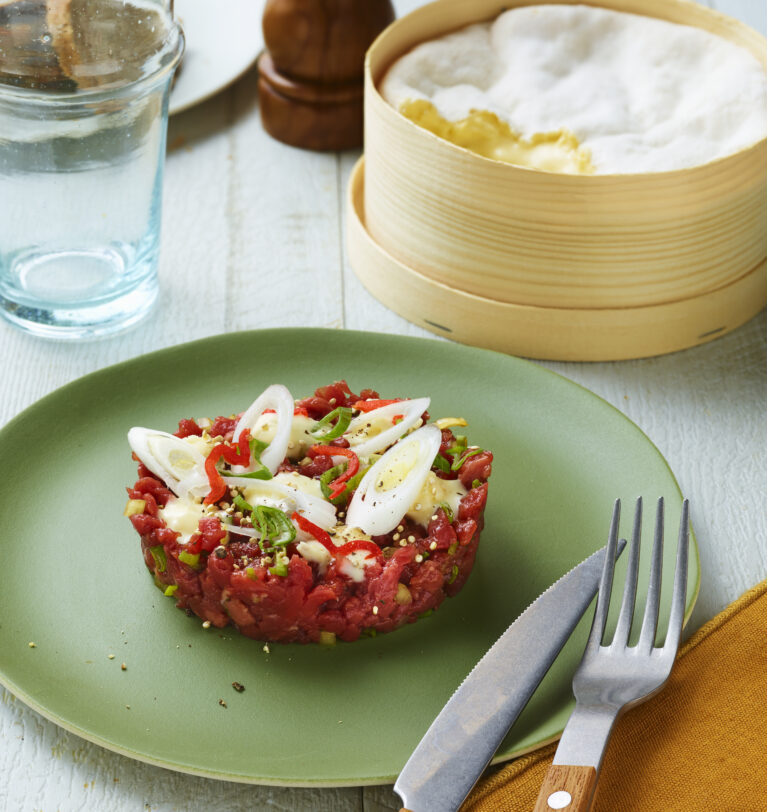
[{"left": 257, "top": 0, "right": 395, "bottom": 151}]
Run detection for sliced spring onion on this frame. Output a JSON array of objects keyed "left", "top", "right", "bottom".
[
  {"left": 149, "top": 545, "right": 167, "bottom": 573},
  {"left": 310, "top": 406, "right": 353, "bottom": 441},
  {"left": 124, "top": 499, "right": 146, "bottom": 517},
  {"left": 253, "top": 505, "right": 296, "bottom": 548},
  {"left": 318, "top": 631, "right": 337, "bottom": 645},
  {"left": 448, "top": 565, "right": 459, "bottom": 584},
  {"left": 163, "top": 584, "right": 178, "bottom": 597},
  {"left": 232, "top": 384, "right": 295, "bottom": 475}
]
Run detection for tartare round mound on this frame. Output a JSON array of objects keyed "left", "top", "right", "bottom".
[{"left": 124, "top": 380, "right": 493, "bottom": 644}]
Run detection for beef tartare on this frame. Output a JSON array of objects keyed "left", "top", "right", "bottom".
[{"left": 124, "top": 381, "right": 492, "bottom": 643}]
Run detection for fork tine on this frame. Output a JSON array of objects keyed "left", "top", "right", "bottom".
[
  {"left": 638, "top": 497, "right": 664, "bottom": 653},
  {"left": 611, "top": 497, "right": 641, "bottom": 647},
  {"left": 662, "top": 499, "right": 690, "bottom": 656},
  {"left": 586, "top": 499, "right": 621, "bottom": 651}
]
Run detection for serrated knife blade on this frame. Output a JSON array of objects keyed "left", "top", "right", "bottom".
[{"left": 395, "top": 540, "right": 625, "bottom": 812}]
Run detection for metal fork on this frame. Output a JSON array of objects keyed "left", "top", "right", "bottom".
[{"left": 533, "top": 497, "right": 690, "bottom": 812}]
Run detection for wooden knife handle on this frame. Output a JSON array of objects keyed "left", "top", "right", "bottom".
[{"left": 532, "top": 764, "right": 598, "bottom": 812}]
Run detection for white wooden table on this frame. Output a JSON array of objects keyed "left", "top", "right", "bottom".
[{"left": 2, "top": 1, "right": 766, "bottom": 809}]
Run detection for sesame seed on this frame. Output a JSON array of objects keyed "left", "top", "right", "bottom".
[
  {"left": 28, "top": 642, "right": 36, "bottom": 648},
  {"left": 407, "top": 535, "right": 416, "bottom": 543},
  {"left": 399, "top": 539, "right": 407, "bottom": 547},
  {"left": 108, "top": 654, "right": 115, "bottom": 660},
  {"left": 329, "top": 398, "right": 337, "bottom": 405},
  {"left": 373, "top": 606, "right": 379, "bottom": 615},
  {"left": 397, "top": 525, "right": 404, "bottom": 532},
  {"left": 414, "top": 503, "right": 422, "bottom": 510},
  {"left": 430, "top": 541, "right": 437, "bottom": 550},
  {"left": 415, "top": 554, "right": 423, "bottom": 563},
  {"left": 430, "top": 514, "right": 438, "bottom": 521},
  {"left": 202, "top": 621, "right": 211, "bottom": 629},
  {"left": 263, "top": 644, "right": 270, "bottom": 654},
  {"left": 392, "top": 533, "right": 400, "bottom": 541}
]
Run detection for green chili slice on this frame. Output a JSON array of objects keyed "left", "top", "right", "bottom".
[
  {"left": 451, "top": 447, "right": 483, "bottom": 472},
  {"left": 178, "top": 551, "right": 200, "bottom": 569},
  {"left": 432, "top": 453, "right": 451, "bottom": 473},
  {"left": 309, "top": 406, "right": 353, "bottom": 441},
  {"left": 438, "top": 501, "right": 454, "bottom": 522},
  {"left": 268, "top": 561, "right": 289, "bottom": 577}
]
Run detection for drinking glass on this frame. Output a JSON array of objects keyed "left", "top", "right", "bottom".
[{"left": 0, "top": 0, "right": 184, "bottom": 339}]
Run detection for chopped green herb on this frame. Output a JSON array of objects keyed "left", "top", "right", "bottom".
[
  {"left": 245, "top": 567, "right": 257, "bottom": 580},
  {"left": 447, "top": 542, "right": 458, "bottom": 555},
  {"left": 448, "top": 565, "right": 459, "bottom": 584},
  {"left": 268, "top": 561, "right": 288, "bottom": 577},
  {"left": 418, "top": 609, "right": 434, "bottom": 619},
  {"left": 149, "top": 545, "right": 167, "bottom": 573},
  {"left": 319, "top": 631, "right": 337, "bottom": 645},
  {"left": 163, "top": 584, "right": 178, "bottom": 597},
  {"left": 310, "top": 406, "right": 353, "bottom": 441},
  {"left": 471, "top": 479, "right": 482, "bottom": 489},
  {"left": 438, "top": 501, "right": 454, "bottom": 522}
]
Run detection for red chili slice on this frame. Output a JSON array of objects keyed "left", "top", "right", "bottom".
[
  {"left": 334, "top": 540, "right": 384, "bottom": 562},
  {"left": 291, "top": 513, "right": 382, "bottom": 563},
  {"left": 308, "top": 444, "right": 359, "bottom": 500},
  {"left": 203, "top": 429, "right": 252, "bottom": 505},
  {"left": 352, "top": 398, "right": 402, "bottom": 412},
  {"left": 291, "top": 512, "right": 336, "bottom": 555}
]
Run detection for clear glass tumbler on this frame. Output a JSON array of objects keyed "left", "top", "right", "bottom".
[{"left": 0, "top": 0, "right": 184, "bottom": 339}]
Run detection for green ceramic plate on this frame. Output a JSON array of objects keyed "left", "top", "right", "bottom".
[{"left": 0, "top": 329, "right": 698, "bottom": 786}]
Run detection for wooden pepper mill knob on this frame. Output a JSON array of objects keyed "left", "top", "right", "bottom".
[{"left": 257, "top": 0, "right": 395, "bottom": 151}]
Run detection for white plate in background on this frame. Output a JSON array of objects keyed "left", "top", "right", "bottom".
[{"left": 170, "top": 0, "right": 265, "bottom": 115}]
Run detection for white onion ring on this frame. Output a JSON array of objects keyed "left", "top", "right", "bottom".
[
  {"left": 347, "top": 397, "right": 430, "bottom": 459},
  {"left": 128, "top": 427, "right": 208, "bottom": 499},
  {"left": 232, "top": 384, "right": 295, "bottom": 474},
  {"left": 345, "top": 425, "right": 442, "bottom": 535}
]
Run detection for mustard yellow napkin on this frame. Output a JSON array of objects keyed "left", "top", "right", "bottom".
[{"left": 463, "top": 579, "right": 767, "bottom": 811}]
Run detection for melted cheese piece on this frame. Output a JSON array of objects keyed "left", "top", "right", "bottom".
[
  {"left": 296, "top": 524, "right": 378, "bottom": 582},
  {"left": 273, "top": 471, "right": 324, "bottom": 499},
  {"left": 406, "top": 472, "right": 467, "bottom": 526},
  {"left": 158, "top": 497, "right": 207, "bottom": 543},
  {"left": 250, "top": 413, "right": 317, "bottom": 460},
  {"left": 399, "top": 99, "right": 594, "bottom": 174}
]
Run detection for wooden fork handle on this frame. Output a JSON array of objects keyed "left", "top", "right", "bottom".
[{"left": 532, "top": 764, "right": 598, "bottom": 812}]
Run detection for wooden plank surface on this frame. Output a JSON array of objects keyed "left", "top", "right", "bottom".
[{"left": 1, "top": 1, "right": 766, "bottom": 810}]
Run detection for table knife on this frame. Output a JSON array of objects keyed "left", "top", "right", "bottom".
[{"left": 395, "top": 539, "right": 625, "bottom": 812}]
